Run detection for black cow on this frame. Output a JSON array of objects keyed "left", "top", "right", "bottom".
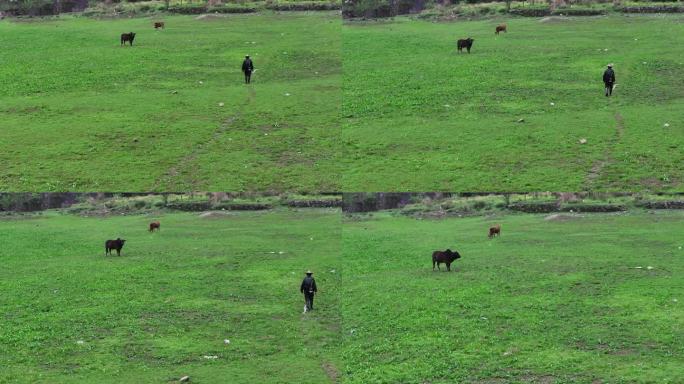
[
  {"left": 432, "top": 249, "right": 461, "bottom": 271},
  {"left": 105, "top": 238, "right": 126, "bottom": 256},
  {"left": 457, "top": 38, "right": 474, "bottom": 53},
  {"left": 120, "top": 32, "right": 136, "bottom": 46}
]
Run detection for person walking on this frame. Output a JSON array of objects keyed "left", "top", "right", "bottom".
[
  {"left": 242, "top": 55, "right": 254, "bottom": 84},
  {"left": 300, "top": 270, "right": 317, "bottom": 312},
  {"left": 603, "top": 64, "right": 616, "bottom": 97}
]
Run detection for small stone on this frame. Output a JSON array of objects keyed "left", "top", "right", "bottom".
[
  {"left": 664, "top": 123, "right": 670, "bottom": 127},
  {"left": 76, "top": 340, "right": 85, "bottom": 345},
  {"left": 647, "top": 266, "right": 654, "bottom": 270},
  {"left": 550, "top": 102, "right": 555, "bottom": 106},
  {"left": 218, "top": 102, "right": 224, "bottom": 107},
  {"left": 179, "top": 376, "right": 190, "bottom": 383},
  {"left": 284, "top": 93, "right": 291, "bottom": 96},
  {"left": 579, "top": 138, "right": 587, "bottom": 144},
  {"left": 517, "top": 118, "right": 525, "bottom": 123},
  {"left": 224, "top": 339, "right": 230, "bottom": 344},
  {"left": 171, "top": 90, "right": 178, "bottom": 94}
]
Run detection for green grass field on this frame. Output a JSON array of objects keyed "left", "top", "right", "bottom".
[
  {"left": 342, "top": 15, "right": 684, "bottom": 192},
  {"left": 0, "top": 208, "right": 341, "bottom": 383},
  {"left": 341, "top": 210, "right": 684, "bottom": 383},
  {"left": 0, "top": 12, "right": 340, "bottom": 191}
]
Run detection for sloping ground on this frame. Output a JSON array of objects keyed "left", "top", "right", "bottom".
[
  {"left": 342, "top": 15, "right": 684, "bottom": 191},
  {"left": 0, "top": 12, "right": 341, "bottom": 191},
  {"left": 0, "top": 209, "right": 341, "bottom": 383},
  {"left": 341, "top": 211, "right": 684, "bottom": 383}
]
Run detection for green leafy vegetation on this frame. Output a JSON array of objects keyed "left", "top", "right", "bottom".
[
  {"left": 0, "top": 208, "right": 341, "bottom": 383},
  {"left": 0, "top": 12, "right": 341, "bottom": 191},
  {"left": 341, "top": 209, "right": 684, "bottom": 383},
  {"left": 343, "top": 15, "right": 684, "bottom": 191}
]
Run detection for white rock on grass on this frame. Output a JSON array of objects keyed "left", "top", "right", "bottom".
[
  {"left": 579, "top": 138, "right": 587, "bottom": 144},
  {"left": 664, "top": 123, "right": 670, "bottom": 127},
  {"left": 550, "top": 102, "right": 555, "bottom": 106},
  {"left": 218, "top": 102, "right": 224, "bottom": 107},
  {"left": 76, "top": 340, "right": 85, "bottom": 345},
  {"left": 647, "top": 266, "right": 654, "bottom": 270},
  {"left": 180, "top": 376, "right": 190, "bottom": 383},
  {"left": 224, "top": 339, "right": 230, "bottom": 344},
  {"left": 284, "top": 93, "right": 291, "bottom": 96},
  {"left": 203, "top": 355, "right": 218, "bottom": 360}
]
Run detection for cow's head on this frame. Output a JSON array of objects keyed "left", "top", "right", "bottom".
[
  {"left": 129, "top": 32, "right": 136, "bottom": 39},
  {"left": 119, "top": 239, "right": 126, "bottom": 245},
  {"left": 452, "top": 250, "right": 461, "bottom": 260}
]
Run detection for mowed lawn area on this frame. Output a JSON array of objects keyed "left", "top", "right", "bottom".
[
  {"left": 343, "top": 15, "right": 684, "bottom": 191},
  {"left": 0, "top": 208, "right": 341, "bottom": 383},
  {"left": 0, "top": 12, "right": 340, "bottom": 191},
  {"left": 341, "top": 211, "right": 684, "bottom": 383}
]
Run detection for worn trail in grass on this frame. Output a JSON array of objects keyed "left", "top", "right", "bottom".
[
  {"left": 341, "top": 210, "right": 684, "bottom": 383},
  {"left": 0, "top": 12, "right": 340, "bottom": 191},
  {"left": 343, "top": 15, "right": 684, "bottom": 191},
  {"left": 0, "top": 208, "right": 341, "bottom": 383}
]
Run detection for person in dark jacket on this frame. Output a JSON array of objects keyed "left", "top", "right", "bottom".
[
  {"left": 300, "top": 270, "right": 317, "bottom": 312},
  {"left": 242, "top": 55, "right": 254, "bottom": 84},
  {"left": 603, "top": 64, "right": 616, "bottom": 97}
]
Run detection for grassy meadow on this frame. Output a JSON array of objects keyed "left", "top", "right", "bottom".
[
  {"left": 0, "top": 208, "right": 341, "bottom": 383},
  {"left": 343, "top": 15, "right": 684, "bottom": 191},
  {"left": 341, "top": 210, "right": 684, "bottom": 383},
  {"left": 0, "top": 12, "right": 340, "bottom": 191}
]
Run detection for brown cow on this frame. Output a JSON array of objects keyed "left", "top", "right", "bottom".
[
  {"left": 495, "top": 24, "right": 507, "bottom": 35},
  {"left": 489, "top": 224, "right": 501, "bottom": 238},
  {"left": 432, "top": 249, "right": 461, "bottom": 271},
  {"left": 120, "top": 32, "right": 136, "bottom": 46},
  {"left": 154, "top": 22, "right": 165, "bottom": 30},
  {"left": 105, "top": 238, "right": 126, "bottom": 256},
  {"left": 149, "top": 221, "right": 160, "bottom": 232}
]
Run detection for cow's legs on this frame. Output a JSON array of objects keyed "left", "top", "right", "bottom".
[{"left": 447, "top": 263, "right": 451, "bottom": 271}]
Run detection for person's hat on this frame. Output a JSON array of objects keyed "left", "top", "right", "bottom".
[
  {"left": 306, "top": 270, "right": 313, "bottom": 274},
  {"left": 246, "top": 55, "right": 250, "bottom": 58},
  {"left": 607, "top": 64, "right": 613, "bottom": 67}
]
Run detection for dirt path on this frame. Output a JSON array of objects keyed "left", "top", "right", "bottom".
[
  {"left": 152, "top": 87, "right": 256, "bottom": 191},
  {"left": 585, "top": 112, "right": 624, "bottom": 189}
]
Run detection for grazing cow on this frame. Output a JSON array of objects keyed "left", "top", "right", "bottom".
[
  {"left": 489, "top": 224, "right": 501, "bottom": 238},
  {"left": 149, "top": 221, "right": 160, "bottom": 232},
  {"left": 105, "top": 238, "right": 126, "bottom": 256},
  {"left": 154, "top": 22, "right": 165, "bottom": 29},
  {"left": 120, "top": 32, "right": 136, "bottom": 46},
  {"left": 432, "top": 249, "right": 461, "bottom": 271},
  {"left": 495, "top": 24, "right": 507, "bottom": 35},
  {"left": 457, "top": 38, "right": 474, "bottom": 53}
]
